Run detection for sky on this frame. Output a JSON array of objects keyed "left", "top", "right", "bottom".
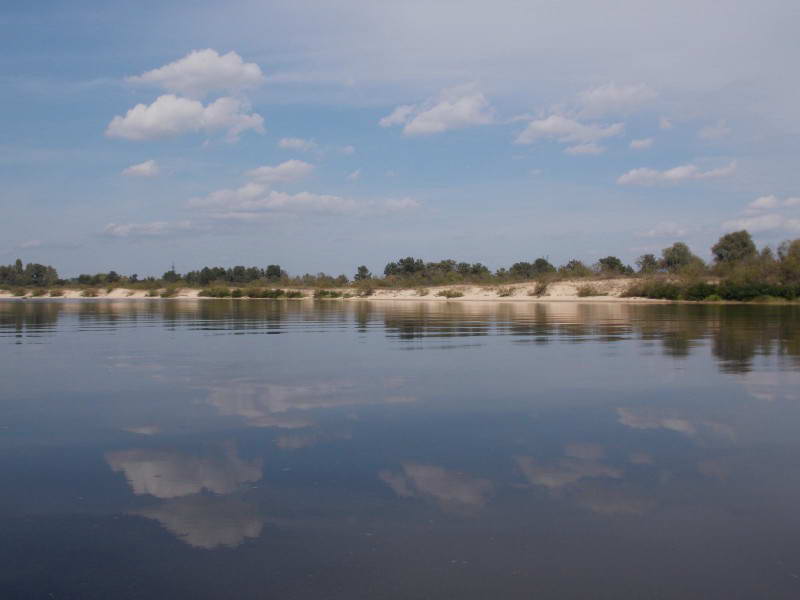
[{"left": 2, "top": 0, "right": 800, "bottom": 277}]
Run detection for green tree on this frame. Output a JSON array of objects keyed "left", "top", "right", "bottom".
[
  {"left": 712, "top": 230, "right": 756, "bottom": 263},
  {"left": 660, "top": 242, "right": 697, "bottom": 272},
  {"left": 636, "top": 253, "right": 659, "bottom": 274},
  {"left": 265, "top": 265, "right": 283, "bottom": 280},
  {"left": 596, "top": 256, "right": 631, "bottom": 274},
  {"left": 354, "top": 265, "right": 372, "bottom": 281}
]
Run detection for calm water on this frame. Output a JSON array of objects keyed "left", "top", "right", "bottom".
[{"left": 2, "top": 299, "right": 800, "bottom": 599}]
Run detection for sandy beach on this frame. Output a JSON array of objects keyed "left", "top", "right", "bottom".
[{"left": 0, "top": 278, "right": 671, "bottom": 302}]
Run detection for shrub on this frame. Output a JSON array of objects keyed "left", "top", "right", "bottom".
[
  {"left": 704, "top": 294, "right": 722, "bottom": 302},
  {"left": 31, "top": 288, "right": 47, "bottom": 297},
  {"left": 357, "top": 285, "right": 375, "bottom": 297},
  {"left": 231, "top": 288, "right": 243, "bottom": 298},
  {"left": 622, "top": 280, "right": 680, "bottom": 300},
  {"left": 683, "top": 282, "right": 717, "bottom": 301},
  {"left": 12, "top": 289, "right": 27, "bottom": 297},
  {"left": 416, "top": 288, "right": 429, "bottom": 296},
  {"left": 160, "top": 287, "right": 178, "bottom": 298},
  {"left": 577, "top": 284, "right": 606, "bottom": 297},
  {"left": 198, "top": 287, "right": 232, "bottom": 298},
  {"left": 146, "top": 289, "right": 160, "bottom": 297},
  {"left": 106, "top": 286, "right": 115, "bottom": 294},
  {"left": 49, "top": 289, "right": 64, "bottom": 297},
  {"left": 314, "top": 289, "right": 343, "bottom": 298},
  {"left": 497, "top": 286, "right": 515, "bottom": 297},
  {"left": 81, "top": 288, "right": 98, "bottom": 298},
  {"left": 285, "top": 290, "right": 304, "bottom": 298},
  {"left": 530, "top": 279, "right": 550, "bottom": 297},
  {"left": 436, "top": 289, "right": 464, "bottom": 298}
]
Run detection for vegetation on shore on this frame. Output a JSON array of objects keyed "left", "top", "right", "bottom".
[{"left": 4, "top": 230, "right": 800, "bottom": 303}]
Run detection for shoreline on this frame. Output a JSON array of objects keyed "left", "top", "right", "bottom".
[{"left": 0, "top": 278, "right": 791, "bottom": 304}]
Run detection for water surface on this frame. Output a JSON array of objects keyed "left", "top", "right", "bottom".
[{"left": 2, "top": 299, "right": 800, "bottom": 599}]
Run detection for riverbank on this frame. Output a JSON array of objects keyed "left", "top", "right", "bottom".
[{"left": 0, "top": 278, "right": 676, "bottom": 302}]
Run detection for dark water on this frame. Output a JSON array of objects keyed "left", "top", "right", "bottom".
[{"left": 2, "top": 299, "right": 800, "bottom": 599}]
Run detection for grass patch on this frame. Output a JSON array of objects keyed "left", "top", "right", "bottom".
[
  {"left": 577, "top": 284, "right": 606, "bottom": 297},
  {"left": 198, "top": 287, "right": 232, "bottom": 298},
  {"left": 160, "top": 287, "right": 179, "bottom": 298},
  {"left": 436, "top": 289, "right": 464, "bottom": 298},
  {"left": 314, "top": 289, "right": 343, "bottom": 298},
  {"left": 497, "top": 286, "right": 515, "bottom": 297}
]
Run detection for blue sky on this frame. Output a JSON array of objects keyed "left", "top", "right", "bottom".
[{"left": 2, "top": 0, "right": 799, "bottom": 277}]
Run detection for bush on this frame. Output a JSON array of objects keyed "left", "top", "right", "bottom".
[
  {"left": 146, "top": 289, "right": 160, "bottom": 297},
  {"left": 160, "top": 287, "right": 178, "bottom": 298},
  {"left": 530, "top": 279, "right": 550, "bottom": 297},
  {"left": 198, "top": 287, "right": 232, "bottom": 298},
  {"left": 704, "top": 294, "right": 722, "bottom": 302},
  {"left": 436, "top": 289, "right": 464, "bottom": 298},
  {"left": 49, "top": 289, "right": 64, "bottom": 297},
  {"left": 285, "top": 290, "right": 304, "bottom": 298},
  {"left": 314, "top": 289, "right": 343, "bottom": 298},
  {"left": 622, "top": 280, "right": 680, "bottom": 300},
  {"left": 231, "top": 288, "right": 243, "bottom": 298},
  {"left": 81, "top": 288, "right": 98, "bottom": 298},
  {"left": 683, "top": 282, "right": 717, "bottom": 301},
  {"left": 577, "top": 284, "right": 606, "bottom": 297},
  {"left": 416, "top": 288, "right": 429, "bottom": 297},
  {"left": 31, "top": 288, "right": 47, "bottom": 297},
  {"left": 497, "top": 286, "right": 515, "bottom": 297},
  {"left": 357, "top": 285, "right": 375, "bottom": 297}
]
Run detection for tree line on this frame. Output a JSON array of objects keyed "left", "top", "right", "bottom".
[{"left": 3, "top": 231, "right": 800, "bottom": 299}]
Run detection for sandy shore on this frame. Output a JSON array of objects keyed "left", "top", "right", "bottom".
[{"left": 0, "top": 278, "right": 672, "bottom": 303}]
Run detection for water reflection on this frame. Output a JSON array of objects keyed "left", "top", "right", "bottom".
[{"left": 3, "top": 299, "right": 800, "bottom": 375}]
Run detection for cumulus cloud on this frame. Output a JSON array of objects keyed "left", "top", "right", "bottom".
[
  {"left": 515, "top": 114, "right": 623, "bottom": 150},
  {"left": 617, "top": 161, "right": 736, "bottom": 185},
  {"left": 103, "top": 220, "right": 194, "bottom": 237},
  {"left": 636, "top": 221, "right": 688, "bottom": 238},
  {"left": 122, "top": 159, "right": 159, "bottom": 177},
  {"left": 379, "top": 84, "right": 494, "bottom": 136},
  {"left": 106, "top": 94, "right": 264, "bottom": 142},
  {"left": 722, "top": 213, "right": 800, "bottom": 233},
  {"left": 630, "top": 138, "right": 653, "bottom": 150},
  {"left": 127, "top": 49, "right": 265, "bottom": 98},
  {"left": 245, "top": 159, "right": 314, "bottom": 184},
  {"left": 577, "top": 82, "right": 657, "bottom": 117},
  {"left": 745, "top": 194, "right": 800, "bottom": 213},
  {"left": 698, "top": 120, "right": 731, "bottom": 140},
  {"left": 278, "top": 137, "right": 316, "bottom": 151}
]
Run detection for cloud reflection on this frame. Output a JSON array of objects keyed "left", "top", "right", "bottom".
[{"left": 379, "top": 463, "right": 493, "bottom": 514}]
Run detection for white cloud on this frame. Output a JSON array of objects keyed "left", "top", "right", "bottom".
[
  {"left": 106, "top": 94, "right": 264, "bottom": 142},
  {"left": 189, "top": 183, "right": 356, "bottom": 216},
  {"left": 383, "top": 197, "right": 420, "bottom": 212},
  {"left": 698, "top": 120, "right": 731, "bottom": 140},
  {"left": 339, "top": 145, "right": 356, "bottom": 155},
  {"left": 659, "top": 116, "right": 673, "bottom": 130},
  {"left": 747, "top": 195, "right": 780, "bottom": 211},
  {"left": 122, "top": 159, "right": 159, "bottom": 177},
  {"left": 722, "top": 213, "right": 800, "bottom": 233},
  {"left": 380, "top": 84, "right": 494, "bottom": 136},
  {"left": 745, "top": 194, "right": 800, "bottom": 213},
  {"left": 379, "top": 105, "right": 415, "bottom": 128},
  {"left": 346, "top": 169, "right": 361, "bottom": 181},
  {"left": 515, "top": 114, "right": 624, "bottom": 146},
  {"left": 636, "top": 221, "right": 688, "bottom": 238},
  {"left": 578, "top": 82, "right": 657, "bottom": 117},
  {"left": 127, "top": 49, "right": 264, "bottom": 98},
  {"left": 245, "top": 159, "right": 313, "bottom": 184},
  {"left": 278, "top": 137, "right": 316, "bottom": 151},
  {"left": 103, "top": 220, "right": 194, "bottom": 237},
  {"left": 617, "top": 161, "right": 736, "bottom": 185},
  {"left": 564, "top": 142, "right": 605, "bottom": 155},
  {"left": 630, "top": 138, "right": 653, "bottom": 150}
]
